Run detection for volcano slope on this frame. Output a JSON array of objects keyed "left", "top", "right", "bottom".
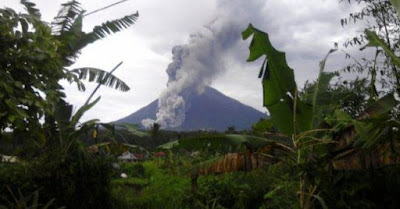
[{"left": 117, "top": 87, "right": 265, "bottom": 131}]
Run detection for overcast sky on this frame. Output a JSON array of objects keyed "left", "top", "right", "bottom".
[{"left": 2, "top": 0, "right": 368, "bottom": 123}]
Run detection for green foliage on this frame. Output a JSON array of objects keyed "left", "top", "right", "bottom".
[
  {"left": 121, "top": 163, "right": 147, "bottom": 178},
  {"left": 311, "top": 49, "right": 338, "bottom": 125},
  {"left": 0, "top": 142, "right": 115, "bottom": 208},
  {"left": 242, "top": 24, "right": 312, "bottom": 136},
  {"left": 242, "top": 25, "right": 296, "bottom": 104},
  {"left": 392, "top": 0, "right": 400, "bottom": 16},
  {"left": 187, "top": 170, "right": 274, "bottom": 209},
  {"left": 362, "top": 29, "right": 400, "bottom": 69},
  {"left": 0, "top": 1, "right": 138, "bottom": 208},
  {"left": 251, "top": 118, "right": 275, "bottom": 136},
  {"left": 0, "top": 3, "right": 65, "bottom": 136},
  {"left": 340, "top": 0, "right": 400, "bottom": 94},
  {"left": 243, "top": 20, "right": 400, "bottom": 209},
  {"left": 111, "top": 161, "right": 190, "bottom": 209},
  {"left": 110, "top": 160, "right": 290, "bottom": 209},
  {"left": 353, "top": 93, "right": 398, "bottom": 148},
  {"left": 31, "top": 143, "right": 115, "bottom": 209},
  {"left": 0, "top": 0, "right": 136, "bottom": 143}
]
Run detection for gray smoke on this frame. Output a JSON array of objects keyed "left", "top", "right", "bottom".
[{"left": 142, "top": 0, "right": 266, "bottom": 129}]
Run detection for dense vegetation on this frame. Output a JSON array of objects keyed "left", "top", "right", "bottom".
[{"left": 1, "top": 0, "right": 400, "bottom": 208}]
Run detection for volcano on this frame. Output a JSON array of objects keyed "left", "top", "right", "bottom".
[{"left": 116, "top": 87, "right": 265, "bottom": 131}]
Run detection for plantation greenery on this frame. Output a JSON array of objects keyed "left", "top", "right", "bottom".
[{"left": 1, "top": 0, "right": 400, "bottom": 208}]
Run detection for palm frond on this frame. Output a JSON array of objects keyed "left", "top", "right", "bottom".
[
  {"left": 20, "top": 0, "right": 41, "bottom": 18},
  {"left": 89, "top": 12, "right": 138, "bottom": 40},
  {"left": 71, "top": 67, "right": 130, "bottom": 92},
  {"left": 52, "top": 0, "right": 83, "bottom": 34}
]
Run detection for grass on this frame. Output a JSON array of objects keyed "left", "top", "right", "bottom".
[{"left": 111, "top": 160, "right": 190, "bottom": 209}]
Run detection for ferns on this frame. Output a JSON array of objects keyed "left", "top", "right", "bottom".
[
  {"left": 71, "top": 67, "right": 130, "bottom": 92},
  {"left": 90, "top": 12, "right": 139, "bottom": 40}
]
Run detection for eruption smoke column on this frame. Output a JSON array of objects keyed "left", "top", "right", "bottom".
[{"left": 142, "top": 0, "right": 265, "bottom": 129}]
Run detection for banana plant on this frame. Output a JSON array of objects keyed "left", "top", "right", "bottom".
[
  {"left": 243, "top": 23, "right": 400, "bottom": 208},
  {"left": 242, "top": 24, "right": 348, "bottom": 209},
  {"left": 242, "top": 24, "right": 312, "bottom": 136},
  {"left": 2, "top": 0, "right": 138, "bottom": 145},
  {"left": 52, "top": 60, "right": 135, "bottom": 152},
  {"left": 21, "top": 0, "right": 137, "bottom": 92}
]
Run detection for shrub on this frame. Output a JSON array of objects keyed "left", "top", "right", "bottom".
[
  {"left": 0, "top": 141, "right": 115, "bottom": 209},
  {"left": 185, "top": 168, "right": 282, "bottom": 209}
]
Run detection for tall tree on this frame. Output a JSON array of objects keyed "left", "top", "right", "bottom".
[{"left": 0, "top": 0, "right": 138, "bottom": 147}]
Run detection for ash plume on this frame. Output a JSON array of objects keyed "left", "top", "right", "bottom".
[{"left": 142, "top": 0, "right": 265, "bottom": 129}]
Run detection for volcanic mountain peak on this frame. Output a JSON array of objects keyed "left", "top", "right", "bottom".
[{"left": 117, "top": 87, "right": 266, "bottom": 131}]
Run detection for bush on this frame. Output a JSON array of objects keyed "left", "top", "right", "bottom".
[
  {"left": 111, "top": 161, "right": 190, "bottom": 209},
  {"left": 185, "top": 168, "right": 283, "bottom": 209},
  {"left": 0, "top": 141, "right": 115, "bottom": 209}
]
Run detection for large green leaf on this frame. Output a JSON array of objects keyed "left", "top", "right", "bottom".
[
  {"left": 267, "top": 99, "right": 293, "bottom": 135},
  {"left": 242, "top": 24, "right": 312, "bottom": 135},
  {"left": 296, "top": 99, "right": 313, "bottom": 132},
  {"left": 362, "top": 29, "right": 400, "bottom": 68},
  {"left": 363, "top": 93, "right": 396, "bottom": 118},
  {"left": 353, "top": 93, "right": 397, "bottom": 148},
  {"left": 331, "top": 94, "right": 397, "bottom": 149},
  {"left": 353, "top": 119, "right": 388, "bottom": 149},
  {"left": 71, "top": 67, "right": 130, "bottom": 92},
  {"left": 242, "top": 24, "right": 296, "bottom": 106},
  {"left": 313, "top": 49, "right": 337, "bottom": 109},
  {"left": 267, "top": 97, "right": 313, "bottom": 136},
  {"left": 310, "top": 49, "right": 338, "bottom": 125}
]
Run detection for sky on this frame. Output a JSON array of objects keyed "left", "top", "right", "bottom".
[{"left": 2, "top": 0, "right": 368, "bottom": 123}]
